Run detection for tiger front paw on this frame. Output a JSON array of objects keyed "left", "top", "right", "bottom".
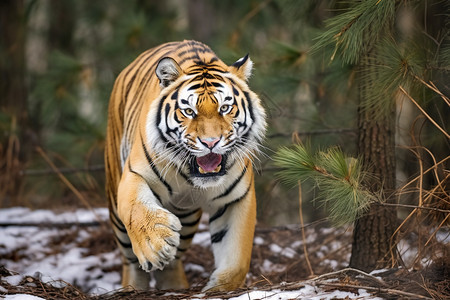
[{"left": 126, "top": 207, "right": 182, "bottom": 272}]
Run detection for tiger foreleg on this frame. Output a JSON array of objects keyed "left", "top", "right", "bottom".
[
  {"left": 203, "top": 184, "right": 257, "bottom": 292},
  {"left": 117, "top": 168, "right": 182, "bottom": 286}
]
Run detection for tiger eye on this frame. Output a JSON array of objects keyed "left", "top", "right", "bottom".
[
  {"left": 184, "top": 108, "right": 194, "bottom": 116},
  {"left": 220, "top": 105, "right": 230, "bottom": 113}
]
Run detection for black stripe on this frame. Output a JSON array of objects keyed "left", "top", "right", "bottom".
[
  {"left": 123, "top": 52, "right": 154, "bottom": 102},
  {"left": 110, "top": 218, "right": 127, "bottom": 234},
  {"left": 155, "top": 81, "right": 185, "bottom": 143},
  {"left": 243, "top": 91, "right": 254, "bottom": 119},
  {"left": 128, "top": 160, "right": 163, "bottom": 205},
  {"left": 211, "top": 74, "right": 225, "bottom": 82},
  {"left": 171, "top": 90, "right": 178, "bottom": 100},
  {"left": 178, "top": 46, "right": 213, "bottom": 57},
  {"left": 123, "top": 256, "right": 139, "bottom": 265},
  {"left": 177, "top": 55, "right": 201, "bottom": 66},
  {"left": 178, "top": 170, "right": 194, "bottom": 185},
  {"left": 110, "top": 211, "right": 127, "bottom": 234},
  {"left": 141, "top": 136, "right": 173, "bottom": 196},
  {"left": 181, "top": 217, "right": 201, "bottom": 227},
  {"left": 188, "top": 66, "right": 227, "bottom": 74},
  {"left": 173, "top": 105, "right": 182, "bottom": 123},
  {"left": 188, "top": 83, "right": 201, "bottom": 90},
  {"left": 115, "top": 235, "right": 132, "bottom": 249},
  {"left": 209, "top": 183, "right": 251, "bottom": 223},
  {"left": 176, "top": 208, "right": 201, "bottom": 219},
  {"left": 232, "top": 86, "right": 240, "bottom": 96},
  {"left": 213, "top": 163, "right": 248, "bottom": 201},
  {"left": 209, "top": 206, "right": 227, "bottom": 224},
  {"left": 211, "top": 228, "right": 228, "bottom": 243},
  {"left": 211, "top": 81, "right": 223, "bottom": 88},
  {"left": 164, "top": 103, "right": 180, "bottom": 139},
  {"left": 180, "top": 232, "right": 196, "bottom": 240},
  {"left": 156, "top": 95, "right": 169, "bottom": 143},
  {"left": 233, "top": 98, "right": 240, "bottom": 118}
]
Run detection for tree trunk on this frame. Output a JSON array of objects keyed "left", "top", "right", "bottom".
[
  {"left": 0, "top": 0, "right": 29, "bottom": 203},
  {"left": 349, "top": 52, "right": 398, "bottom": 271}
]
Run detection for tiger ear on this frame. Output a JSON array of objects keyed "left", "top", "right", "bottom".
[
  {"left": 156, "top": 57, "right": 182, "bottom": 88},
  {"left": 229, "top": 54, "right": 253, "bottom": 81}
]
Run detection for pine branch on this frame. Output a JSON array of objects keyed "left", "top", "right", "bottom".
[
  {"left": 274, "top": 143, "right": 376, "bottom": 225},
  {"left": 312, "top": 0, "right": 396, "bottom": 64}
]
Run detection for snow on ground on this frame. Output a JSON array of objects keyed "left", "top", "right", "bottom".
[
  {"left": 190, "top": 286, "right": 384, "bottom": 300},
  {"left": 3, "top": 295, "right": 47, "bottom": 300},
  {"left": 0, "top": 207, "right": 120, "bottom": 294},
  {"left": 1, "top": 207, "right": 445, "bottom": 299}
]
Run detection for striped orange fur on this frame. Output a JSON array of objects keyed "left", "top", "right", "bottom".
[{"left": 105, "top": 40, "right": 266, "bottom": 292}]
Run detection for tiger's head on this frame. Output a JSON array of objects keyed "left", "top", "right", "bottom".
[{"left": 147, "top": 55, "right": 266, "bottom": 187}]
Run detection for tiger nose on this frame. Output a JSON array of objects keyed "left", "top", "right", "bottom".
[{"left": 200, "top": 137, "right": 220, "bottom": 149}]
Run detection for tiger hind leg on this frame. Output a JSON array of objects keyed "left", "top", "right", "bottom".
[
  {"left": 153, "top": 208, "right": 202, "bottom": 289},
  {"left": 153, "top": 258, "right": 189, "bottom": 290},
  {"left": 122, "top": 259, "right": 150, "bottom": 290}
]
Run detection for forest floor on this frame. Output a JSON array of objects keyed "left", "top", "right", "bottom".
[{"left": 0, "top": 207, "right": 448, "bottom": 299}]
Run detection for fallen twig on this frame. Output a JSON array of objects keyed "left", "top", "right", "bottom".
[{"left": 309, "top": 267, "right": 387, "bottom": 286}]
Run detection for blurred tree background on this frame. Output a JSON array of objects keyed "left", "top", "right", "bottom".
[{"left": 0, "top": 0, "right": 448, "bottom": 228}]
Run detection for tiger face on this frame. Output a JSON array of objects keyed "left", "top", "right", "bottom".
[{"left": 147, "top": 55, "right": 266, "bottom": 187}]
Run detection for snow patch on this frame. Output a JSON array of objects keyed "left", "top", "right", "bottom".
[
  {"left": 253, "top": 236, "right": 264, "bottom": 245},
  {"left": 4, "top": 295, "right": 47, "bottom": 300}
]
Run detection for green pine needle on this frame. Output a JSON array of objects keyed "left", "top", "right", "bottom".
[
  {"left": 274, "top": 143, "right": 376, "bottom": 225},
  {"left": 312, "top": 0, "right": 396, "bottom": 65},
  {"left": 273, "top": 143, "right": 316, "bottom": 186}
]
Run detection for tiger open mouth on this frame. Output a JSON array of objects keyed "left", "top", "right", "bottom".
[{"left": 190, "top": 153, "right": 227, "bottom": 177}]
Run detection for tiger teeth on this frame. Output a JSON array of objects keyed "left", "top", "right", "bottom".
[{"left": 198, "top": 165, "right": 222, "bottom": 174}]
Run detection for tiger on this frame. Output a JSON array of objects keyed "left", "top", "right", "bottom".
[{"left": 104, "top": 40, "right": 266, "bottom": 292}]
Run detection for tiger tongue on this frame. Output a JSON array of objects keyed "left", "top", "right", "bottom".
[{"left": 196, "top": 153, "right": 222, "bottom": 173}]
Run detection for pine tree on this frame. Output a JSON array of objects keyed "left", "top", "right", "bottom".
[
  {"left": 276, "top": 0, "right": 449, "bottom": 272},
  {"left": 312, "top": 0, "right": 400, "bottom": 271},
  {"left": 332, "top": 0, "right": 398, "bottom": 271}
]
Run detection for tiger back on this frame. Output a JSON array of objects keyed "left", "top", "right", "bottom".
[{"left": 105, "top": 40, "right": 266, "bottom": 292}]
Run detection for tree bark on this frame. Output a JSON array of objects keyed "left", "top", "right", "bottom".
[
  {"left": 349, "top": 52, "right": 398, "bottom": 271},
  {"left": 0, "top": 0, "right": 29, "bottom": 203}
]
